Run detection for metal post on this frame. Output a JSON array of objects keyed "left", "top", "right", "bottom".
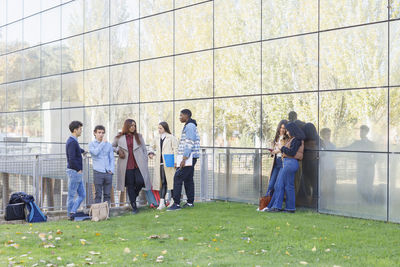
[
  {"left": 200, "top": 149, "right": 208, "bottom": 201},
  {"left": 225, "top": 149, "right": 230, "bottom": 201},
  {"left": 33, "top": 155, "right": 40, "bottom": 207}
]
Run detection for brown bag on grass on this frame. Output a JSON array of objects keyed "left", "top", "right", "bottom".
[
  {"left": 259, "top": 195, "right": 272, "bottom": 211},
  {"left": 89, "top": 202, "right": 109, "bottom": 222}
]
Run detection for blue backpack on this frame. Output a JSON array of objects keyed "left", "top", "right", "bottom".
[{"left": 22, "top": 195, "right": 47, "bottom": 223}]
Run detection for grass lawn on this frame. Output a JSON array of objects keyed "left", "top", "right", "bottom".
[{"left": 1, "top": 201, "right": 399, "bottom": 266}]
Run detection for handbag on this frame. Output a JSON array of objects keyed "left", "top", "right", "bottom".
[
  {"left": 259, "top": 195, "right": 272, "bottom": 211},
  {"left": 5, "top": 203, "right": 26, "bottom": 221},
  {"left": 89, "top": 202, "right": 109, "bottom": 222}
]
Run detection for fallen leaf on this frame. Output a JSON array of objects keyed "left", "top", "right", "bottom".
[
  {"left": 325, "top": 248, "right": 331, "bottom": 252},
  {"left": 178, "top": 237, "right": 185, "bottom": 241},
  {"left": 285, "top": 251, "right": 290, "bottom": 256},
  {"left": 55, "top": 237, "right": 61, "bottom": 241},
  {"left": 149, "top": 235, "right": 161, "bottom": 239},
  {"left": 312, "top": 246, "right": 316, "bottom": 252},
  {"left": 89, "top": 251, "right": 100, "bottom": 255},
  {"left": 80, "top": 239, "right": 86, "bottom": 245},
  {"left": 66, "top": 264, "right": 75, "bottom": 267},
  {"left": 286, "top": 222, "right": 290, "bottom": 226},
  {"left": 261, "top": 249, "right": 267, "bottom": 253},
  {"left": 238, "top": 250, "right": 245, "bottom": 253},
  {"left": 276, "top": 227, "right": 280, "bottom": 230},
  {"left": 76, "top": 225, "right": 80, "bottom": 229},
  {"left": 212, "top": 239, "right": 217, "bottom": 242},
  {"left": 133, "top": 257, "right": 138, "bottom": 262},
  {"left": 215, "top": 234, "right": 220, "bottom": 237},
  {"left": 156, "top": 255, "right": 164, "bottom": 263},
  {"left": 48, "top": 235, "right": 53, "bottom": 240},
  {"left": 142, "top": 253, "right": 148, "bottom": 258},
  {"left": 155, "top": 215, "right": 159, "bottom": 218},
  {"left": 161, "top": 250, "right": 167, "bottom": 255},
  {"left": 160, "top": 234, "right": 170, "bottom": 239},
  {"left": 124, "top": 247, "right": 131, "bottom": 254},
  {"left": 56, "top": 230, "right": 62, "bottom": 235},
  {"left": 21, "top": 236, "right": 27, "bottom": 240},
  {"left": 215, "top": 247, "right": 219, "bottom": 251},
  {"left": 57, "top": 257, "right": 62, "bottom": 261},
  {"left": 95, "top": 233, "right": 101, "bottom": 236},
  {"left": 85, "top": 258, "right": 92, "bottom": 261},
  {"left": 300, "top": 261, "right": 308, "bottom": 265}
]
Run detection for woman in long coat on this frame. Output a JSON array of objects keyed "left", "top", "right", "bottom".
[
  {"left": 149, "top": 122, "right": 178, "bottom": 210},
  {"left": 112, "top": 119, "right": 151, "bottom": 214}
]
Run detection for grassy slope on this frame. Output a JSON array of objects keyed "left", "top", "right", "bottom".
[{"left": 0, "top": 201, "right": 399, "bottom": 266}]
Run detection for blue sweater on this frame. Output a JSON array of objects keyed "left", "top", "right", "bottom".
[{"left": 66, "top": 136, "right": 84, "bottom": 172}]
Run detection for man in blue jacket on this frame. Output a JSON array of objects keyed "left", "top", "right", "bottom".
[
  {"left": 89, "top": 125, "right": 114, "bottom": 205},
  {"left": 168, "top": 109, "right": 200, "bottom": 211},
  {"left": 66, "top": 121, "right": 86, "bottom": 218}
]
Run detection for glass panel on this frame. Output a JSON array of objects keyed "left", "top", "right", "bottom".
[
  {"left": 61, "top": 107, "right": 84, "bottom": 142},
  {"left": 62, "top": 71, "right": 84, "bottom": 108},
  {"left": 0, "top": 55, "right": 5, "bottom": 83},
  {"left": 215, "top": 44, "right": 260, "bottom": 97},
  {"left": 7, "top": 52, "right": 23, "bottom": 82},
  {"left": 23, "top": 46, "right": 41, "bottom": 79},
  {"left": 110, "top": 0, "right": 139, "bottom": 25},
  {"left": 140, "top": 0, "right": 172, "bottom": 17},
  {"left": 319, "top": 151, "right": 387, "bottom": 221},
  {"left": 262, "top": 93, "right": 318, "bottom": 145},
  {"left": 23, "top": 15, "right": 41, "bottom": 48},
  {"left": 140, "top": 13, "right": 173, "bottom": 59},
  {"left": 61, "top": 35, "right": 83, "bottom": 72},
  {"left": 391, "top": 0, "right": 400, "bottom": 19},
  {"left": 320, "top": 23, "right": 388, "bottom": 90},
  {"left": 214, "top": 148, "right": 261, "bottom": 203},
  {"left": 41, "top": 7, "right": 61, "bottom": 44},
  {"left": 0, "top": 113, "right": 6, "bottom": 142},
  {"left": 42, "top": 0, "right": 61, "bottom": 10},
  {"left": 22, "top": 79, "right": 41, "bottom": 110},
  {"left": 175, "top": 0, "right": 205, "bottom": 9},
  {"left": 23, "top": 111, "right": 43, "bottom": 142},
  {"left": 61, "top": 0, "right": 84, "bottom": 38},
  {"left": 0, "top": 85, "right": 5, "bottom": 112},
  {"left": 41, "top": 75, "right": 61, "bottom": 108},
  {"left": 41, "top": 41, "right": 61, "bottom": 76},
  {"left": 110, "top": 104, "right": 139, "bottom": 138},
  {"left": 7, "top": 112, "right": 23, "bottom": 137},
  {"left": 320, "top": 88, "right": 387, "bottom": 152},
  {"left": 6, "top": 82, "right": 22, "bottom": 111},
  {"left": 0, "top": 26, "right": 5, "bottom": 54},
  {"left": 110, "top": 20, "right": 139, "bottom": 64},
  {"left": 84, "top": 28, "right": 109, "bottom": 69},
  {"left": 110, "top": 63, "right": 139, "bottom": 104},
  {"left": 389, "top": 154, "right": 400, "bottom": 222},
  {"left": 262, "top": 34, "right": 318, "bottom": 93},
  {"left": 7, "top": 0, "right": 23, "bottom": 23},
  {"left": 140, "top": 102, "right": 173, "bottom": 145},
  {"left": 391, "top": 21, "right": 400, "bottom": 86},
  {"left": 214, "top": 96, "right": 260, "bottom": 148},
  {"left": 175, "top": 2, "right": 212, "bottom": 54},
  {"left": 140, "top": 57, "right": 173, "bottom": 102},
  {"left": 6, "top": 21, "right": 23, "bottom": 53},
  {"left": 175, "top": 99, "right": 213, "bottom": 147},
  {"left": 321, "top": 0, "right": 387, "bottom": 30},
  {"left": 262, "top": 0, "right": 318, "bottom": 39},
  {"left": 24, "top": 0, "right": 41, "bottom": 17},
  {"left": 84, "top": 0, "right": 109, "bottom": 32},
  {"left": 84, "top": 67, "right": 109, "bottom": 106},
  {"left": 215, "top": 0, "right": 260, "bottom": 47},
  {"left": 390, "top": 88, "right": 400, "bottom": 152},
  {"left": 175, "top": 50, "right": 213, "bottom": 100},
  {"left": 84, "top": 105, "right": 109, "bottom": 143},
  {"left": 0, "top": 0, "right": 5, "bottom": 27}
]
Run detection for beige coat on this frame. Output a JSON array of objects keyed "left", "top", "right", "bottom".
[
  {"left": 112, "top": 134, "right": 152, "bottom": 192},
  {"left": 150, "top": 133, "right": 178, "bottom": 190}
]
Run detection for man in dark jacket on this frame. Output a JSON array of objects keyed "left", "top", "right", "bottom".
[{"left": 66, "top": 121, "right": 86, "bottom": 218}]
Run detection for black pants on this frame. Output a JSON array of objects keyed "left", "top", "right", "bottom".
[
  {"left": 160, "top": 165, "right": 167, "bottom": 199},
  {"left": 173, "top": 158, "right": 197, "bottom": 205},
  {"left": 93, "top": 170, "right": 113, "bottom": 204},
  {"left": 125, "top": 168, "right": 145, "bottom": 209}
]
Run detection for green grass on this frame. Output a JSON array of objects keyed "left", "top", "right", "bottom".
[{"left": 1, "top": 202, "right": 399, "bottom": 266}]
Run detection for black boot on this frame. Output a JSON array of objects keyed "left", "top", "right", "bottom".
[{"left": 131, "top": 201, "right": 138, "bottom": 215}]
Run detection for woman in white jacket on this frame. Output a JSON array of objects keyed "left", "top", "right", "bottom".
[{"left": 149, "top": 122, "right": 178, "bottom": 210}]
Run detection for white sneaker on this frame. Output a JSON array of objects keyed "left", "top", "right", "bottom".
[
  {"left": 167, "top": 199, "right": 174, "bottom": 208},
  {"left": 157, "top": 199, "right": 166, "bottom": 210},
  {"left": 261, "top": 207, "right": 269, "bottom": 212}
]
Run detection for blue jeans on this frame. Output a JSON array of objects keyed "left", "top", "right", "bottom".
[
  {"left": 266, "top": 157, "right": 283, "bottom": 196},
  {"left": 67, "top": 169, "right": 86, "bottom": 216},
  {"left": 268, "top": 158, "right": 299, "bottom": 211}
]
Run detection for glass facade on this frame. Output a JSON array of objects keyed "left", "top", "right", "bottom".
[{"left": 0, "top": 0, "right": 399, "bottom": 222}]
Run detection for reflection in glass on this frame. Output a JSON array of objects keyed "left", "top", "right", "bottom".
[
  {"left": 41, "top": 7, "right": 61, "bottom": 44},
  {"left": 23, "top": 111, "right": 43, "bottom": 142},
  {"left": 84, "top": 106, "right": 109, "bottom": 143},
  {"left": 262, "top": 0, "right": 317, "bottom": 39},
  {"left": 61, "top": 107, "right": 84, "bottom": 141},
  {"left": 42, "top": 0, "right": 61, "bottom": 11},
  {"left": 215, "top": 97, "right": 260, "bottom": 148},
  {"left": 320, "top": 23, "right": 388, "bottom": 90},
  {"left": 262, "top": 34, "right": 318, "bottom": 93},
  {"left": 41, "top": 75, "right": 61, "bottom": 108},
  {"left": 215, "top": 44, "right": 260, "bottom": 97},
  {"left": 140, "top": 102, "right": 173, "bottom": 145},
  {"left": 215, "top": 0, "right": 260, "bottom": 47},
  {"left": 84, "top": 0, "right": 109, "bottom": 32},
  {"left": 110, "top": 21, "right": 139, "bottom": 64},
  {"left": 320, "top": 88, "right": 387, "bottom": 152},
  {"left": 175, "top": 51, "right": 213, "bottom": 100},
  {"left": 175, "top": 2, "right": 212, "bottom": 54},
  {"left": 62, "top": 35, "right": 83, "bottom": 72},
  {"left": 319, "top": 151, "right": 387, "bottom": 221},
  {"left": 7, "top": 0, "right": 23, "bottom": 23},
  {"left": 24, "top": 0, "right": 41, "bottom": 17},
  {"left": 23, "top": 15, "right": 41, "bottom": 48},
  {"left": 41, "top": 41, "right": 61, "bottom": 76},
  {"left": 22, "top": 79, "right": 41, "bottom": 110},
  {"left": 110, "top": 63, "right": 139, "bottom": 104},
  {"left": 62, "top": 72, "right": 84, "bottom": 108},
  {"left": 6, "top": 21, "right": 23, "bottom": 53},
  {"left": 0, "top": 56, "right": 4, "bottom": 83},
  {"left": 140, "top": 0, "right": 172, "bottom": 17},
  {"left": 389, "top": 154, "right": 400, "bottom": 222},
  {"left": 111, "top": 0, "right": 139, "bottom": 25},
  {"left": 84, "top": 67, "right": 109, "bottom": 106},
  {"left": 391, "top": 0, "right": 400, "bottom": 19},
  {"left": 0, "top": 27, "right": 5, "bottom": 54},
  {"left": 390, "top": 21, "right": 400, "bottom": 86},
  {"left": 0, "top": 85, "right": 5, "bottom": 112},
  {"left": 390, "top": 88, "right": 400, "bottom": 152},
  {"left": 62, "top": 0, "right": 84, "bottom": 38},
  {"left": 175, "top": 99, "right": 213, "bottom": 147},
  {"left": 6, "top": 82, "right": 22, "bottom": 112},
  {"left": 84, "top": 28, "right": 109, "bottom": 69},
  {"left": 320, "top": 0, "right": 386, "bottom": 30},
  {"left": 175, "top": 0, "right": 204, "bottom": 8},
  {"left": 7, "top": 52, "right": 23, "bottom": 82},
  {"left": 110, "top": 104, "right": 139, "bottom": 138},
  {"left": 140, "top": 13, "right": 173, "bottom": 59},
  {"left": 23, "top": 46, "right": 41, "bottom": 79},
  {"left": 7, "top": 112, "right": 23, "bottom": 137},
  {"left": 140, "top": 57, "right": 173, "bottom": 102}
]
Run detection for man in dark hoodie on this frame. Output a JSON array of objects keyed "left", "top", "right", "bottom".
[{"left": 167, "top": 109, "right": 200, "bottom": 211}]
